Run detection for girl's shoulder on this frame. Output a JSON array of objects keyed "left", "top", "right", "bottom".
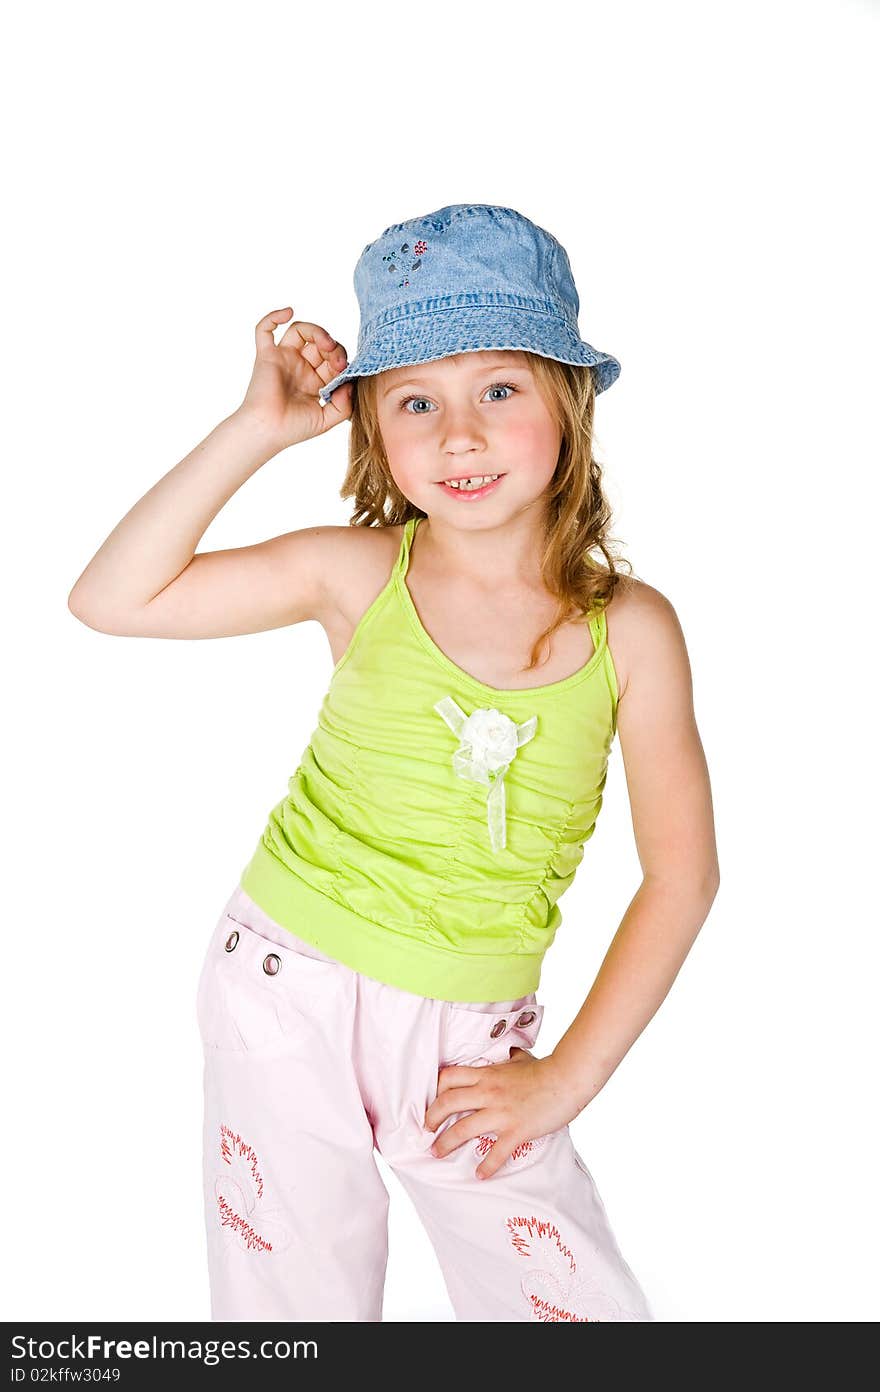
[
  {"left": 322, "top": 522, "right": 404, "bottom": 607},
  {"left": 320, "top": 523, "right": 406, "bottom": 665},
  {"left": 604, "top": 575, "right": 686, "bottom": 705}
]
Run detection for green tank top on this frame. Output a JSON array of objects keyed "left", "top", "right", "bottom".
[{"left": 239, "top": 515, "right": 619, "bottom": 1002}]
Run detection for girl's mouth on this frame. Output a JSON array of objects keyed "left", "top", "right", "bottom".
[{"left": 434, "top": 473, "right": 505, "bottom": 500}]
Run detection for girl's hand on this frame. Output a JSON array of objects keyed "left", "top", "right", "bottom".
[
  {"left": 236, "top": 307, "right": 353, "bottom": 449},
  {"left": 424, "top": 1049, "right": 582, "bottom": 1182}
]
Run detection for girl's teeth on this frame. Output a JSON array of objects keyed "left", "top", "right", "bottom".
[{"left": 444, "top": 474, "right": 499, "bottom": 490}]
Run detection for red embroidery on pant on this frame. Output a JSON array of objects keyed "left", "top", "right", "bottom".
[
  {"left": 220, "top": 1122, "right": 264, "bottom": 1199},
  {"left": 506, "top": 1214, "right": 641, "bottom": 1322},
  {"left": 215, "top": 1191, "right": 273, "bottom": 1252},
  {"left": 475, "top": 1133, "right": 548, "bottom": 1161},
  {"left": 530, "top": 1296, "right": 592, "bottom": 1322},
  {"left": 508, "top": 1216, "right": 576, "bottom": 1269},
  {"left": 212, "top": 1123, "right": 292, "bottom": 1257}
]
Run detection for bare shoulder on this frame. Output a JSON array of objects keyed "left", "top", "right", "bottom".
[
  {"left": 602, "top": 574, "right": 718, "bottom": 891},
  {"left": 604, "top": 574, "right": 692, "bottom": 705},
  {"left": 319, "top": 522, "right": 405, "bottom": 634}
]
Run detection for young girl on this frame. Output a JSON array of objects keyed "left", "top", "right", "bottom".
[{"left": 69, "top": 202, "right": 719, "bottom": 1323}]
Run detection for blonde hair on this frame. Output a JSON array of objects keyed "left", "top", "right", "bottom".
[{"left": 338, "top": 352, "right": 634, "bottom": 675}]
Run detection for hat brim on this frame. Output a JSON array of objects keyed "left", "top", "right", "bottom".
[{"left": 317, "top": 305, "right": 620, "bottom": 405}]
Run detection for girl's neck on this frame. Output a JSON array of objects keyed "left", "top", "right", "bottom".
[{"left": 416, "top": 507, "right": 550, "bottom": 591}]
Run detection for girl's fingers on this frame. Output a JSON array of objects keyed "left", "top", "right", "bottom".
[
  {"left": 277, "top": 317, "right": 337, "bottom": 357},
  {"left": 254, "top": 310, "right": 348, "bottom": 402},
  {"left": 254, "top": 307, "right": 294, "bottom": 356},
  {"left": 314, "top": 340, "right": 349, "bottom": 384},
  {"left": 319, "top": 379, "right": 353, "bottom": 419},
  {"left": 278, "top": 320, "right": 349, "bottom": 383},
  {"left": 256, "top": 311, "right": 343, "bottom": 365}
]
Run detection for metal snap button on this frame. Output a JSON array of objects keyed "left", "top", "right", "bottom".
[
  {"left": 489, "top": 1018, "right": 508, "bottom": 1039},
  {"left": 516, "top": 1010, "right": 536, "bottom": 1027},
  {"left": 224, "top": 930, "right": 239, "bottom": 952},
  {"left": 262, "top": 953, "right": 282, "bottom": 976}
]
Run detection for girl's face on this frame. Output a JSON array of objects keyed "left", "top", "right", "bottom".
[{"left": 374, "top": 351, "right": 562, "bottom": 524}]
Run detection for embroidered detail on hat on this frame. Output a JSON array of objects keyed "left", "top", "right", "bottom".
[
  {"left": 383, "top": 240, "right": 428, "bottom": 289},
  {"left": 433, "top": 697, "right": 537, "bottom": 853}
]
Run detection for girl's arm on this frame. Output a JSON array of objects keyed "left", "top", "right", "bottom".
[
  {"left": 67, "top": 310, "right": 352, "bottom": 638},
  {"left": 550, "top": 581, "right": 720, "bottom": 1112}
]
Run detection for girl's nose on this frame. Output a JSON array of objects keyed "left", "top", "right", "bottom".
[{"left": 439, "top": 413, "right": 488, "bottom": 451}]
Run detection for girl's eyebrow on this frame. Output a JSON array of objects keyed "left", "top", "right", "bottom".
[{"left": 382, "top": 364, "right": 531, "bottom": 396}]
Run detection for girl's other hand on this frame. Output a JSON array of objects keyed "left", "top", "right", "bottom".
[
  {"left": 424, "top": 1049, "right": 584, "bottom": 1182},
  {"left": 236, "top": 307, "right": 353, "bottom": 449}
]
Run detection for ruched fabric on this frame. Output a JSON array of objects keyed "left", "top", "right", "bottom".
[{"left": 240, "top": 517, "right": 619, "bottom": 1003}]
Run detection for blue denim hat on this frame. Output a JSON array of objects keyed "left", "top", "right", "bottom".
[{"left": 317, "top": 203, "right": 620, "bottom": 406}]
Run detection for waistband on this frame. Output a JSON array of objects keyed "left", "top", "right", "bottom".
[{"left": 238, "top": 837, "right": 545, "bottom": 1004}]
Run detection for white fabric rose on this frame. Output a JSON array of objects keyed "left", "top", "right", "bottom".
[
  {"left": 457, "top": 707, "right": 520, "bottom": 776},
  {"left": 434, "top": 696, "right": 538, "bottom": 853}
]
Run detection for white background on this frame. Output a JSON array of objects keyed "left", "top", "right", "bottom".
[{"left": 2, "top": 0, "right": 877, "bottom": 1323}]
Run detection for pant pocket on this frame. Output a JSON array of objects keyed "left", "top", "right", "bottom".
[
  {"left": 196, "top": 903, "right": 344, "bottom": 1057},
  {"left": 439, "top": 995, "right": 545, "bottom": 1069},
  {"left": 434, "top": 995, "right": 559, "bottom": 1167}
]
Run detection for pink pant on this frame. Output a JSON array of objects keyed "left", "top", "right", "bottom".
[{"left": 195, "top": 884, "right": 655, "bottom": 1322}]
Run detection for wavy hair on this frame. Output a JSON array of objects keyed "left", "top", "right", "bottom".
[{"left": 338, "top": 352, "right": 634, "bottom": 675}]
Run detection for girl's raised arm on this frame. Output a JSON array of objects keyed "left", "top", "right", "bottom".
[{"left": 67, "top": 309, "right": 353, "bottom": 638}]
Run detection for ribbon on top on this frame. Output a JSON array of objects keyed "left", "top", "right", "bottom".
[{"left": 433, "top": 696, "right": 538, "bottom": 853}]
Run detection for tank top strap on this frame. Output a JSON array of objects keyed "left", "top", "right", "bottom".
[
  {"left": 587, "top": 604, "right": 607, "bottom": 655},
  {"left": 394, "top": 515, "right": 422, "bottom": 580}
]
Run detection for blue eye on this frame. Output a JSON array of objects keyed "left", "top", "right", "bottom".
[{"left": 399, "top": 382, "right": 518, "bottom": 413}]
